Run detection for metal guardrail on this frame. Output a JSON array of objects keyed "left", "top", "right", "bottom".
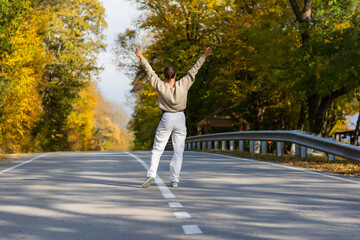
[{"left": 180, "top": 130, "right": 360, "bottom": 161}]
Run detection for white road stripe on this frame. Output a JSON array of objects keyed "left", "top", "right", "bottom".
[
  {"left": 169, "top": 202, "right": 183, "bottom": 208},
  {"left": 0, "top": 154, "right": 48, "bottom": 175},
  {"left": 174, "top": 211, "right": 191, "bottom": 219},
  {"left": 182, "top": 225, "right": 203, "bottom": 234},
  {"left": 199, "top": 152, "right": 360, "bottom": 184},
  {"left": 125, "top": 151, "right": 176, "bottom": 199},
  {"left": 155, "top": 177, "right": 176, "bottom": 199}
]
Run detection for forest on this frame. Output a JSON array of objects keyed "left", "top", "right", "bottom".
[
  {"left": 0, "top": 0, "right": 132, "bottom": 153},
  {"left": 115, "top": 0, "right": 360, "bottom": 150}
]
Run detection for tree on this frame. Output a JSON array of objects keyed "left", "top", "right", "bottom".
[
  {"left": 288, "top": 0, "right": 360, "bottom": 135},
  {"left": 92, "top": 86, "right": 132, "bottom": 150},
  {"left": 33, "top": 0, "right": 107, "bottom": 151},
  {"left": 0, "top": 2, "right": 51, "bottom": 152},
  {"left": 116, "top": 0, "right": 233, "bottom": 149},
  {"left": 116, "top": 0, "right": 360, "bottom": 149},
  {"left": 212, "top": 0, "right": 299, "bottom": 130},
  {"left": 0, "top": 0, "right": 132, "bottom": 153}
]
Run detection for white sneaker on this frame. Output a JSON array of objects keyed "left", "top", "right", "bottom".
[
  {"left": 142, "top": 177, "right": 155, "bottom": 188},
  {"left": 170, "top": 181, "right": 178, "bottom": 188}
]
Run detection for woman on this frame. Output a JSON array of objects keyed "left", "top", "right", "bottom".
[{"left": 135, "top": 47, "right": 213, "bottom": 188}]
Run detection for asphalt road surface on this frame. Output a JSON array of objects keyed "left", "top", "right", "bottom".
[{"left": 0, "top": 151, "right": 359, "bottom": 240}]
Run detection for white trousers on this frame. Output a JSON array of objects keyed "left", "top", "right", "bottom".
[{"left": 147, "top": 112, "right": 186, "bottom": 182}]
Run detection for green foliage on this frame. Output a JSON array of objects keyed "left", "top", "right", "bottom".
[
  {"left": 33, "top": 0, "right": 107, "bottom": 151},
  {"left": 116, "top": 0, "right": 360, "bottom": 149},
  {"left": 287, "top": 0, "right": 360, "bottom": 135}
]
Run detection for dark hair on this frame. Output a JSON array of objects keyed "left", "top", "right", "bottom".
[{"left": 164, "top": 65, "right": 177, "bottom": 80}]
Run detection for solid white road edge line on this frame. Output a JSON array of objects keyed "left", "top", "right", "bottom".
[
  {"left": 198, "top": 151, "right": 360, "bottom": 184},
  {"left": 125, "top": 151, "right": 176, "bottom": 199},
  {"left": 0, "top": 153, "right": 48, "bottom": 175}
]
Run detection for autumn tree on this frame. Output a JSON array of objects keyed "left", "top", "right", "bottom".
[
  {"left": 288, "top": 0, "right": 360, "bottom": 135},
  {"left": 91, "top": 85, "right": 129, "bottom": 151},
  {"left": 212, "top": 0, "right": 300, "bottom": 130},
  {"left": 33, "top": 0, "right": 107, "bottom": 151},
  {"left": 0, "top": 1, "right": 51, "bottom": 152},
  {"left": 116, "top": 0, "right": 230, "bottom": 149},
  {"left": 0, "top": 0, "right": 131, "bottom": 153},
  {"left": 116, "top": 0, "right": 360, "bottom": 149},
  {"left": 65, "top": 83, "right": 130, "bottom": 151}
]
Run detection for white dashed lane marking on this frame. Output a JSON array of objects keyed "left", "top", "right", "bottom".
[
  {"left": 169, "top": 202, "right": 183, "bottom": 208},
  {"left": 182, "top": 225, "right": 203, "bottom": 234},
  {"left": 125, "top": 151, "right": 175, "bottom": 199},
  {"left": 125, "top": 152, "right": 203, "bottom": 234},
  {"left": 174, "top": 211, "right": 191, "bottom": 219},
  {"left": 155, "top": 177, "right": 176, "bottom": 199}
]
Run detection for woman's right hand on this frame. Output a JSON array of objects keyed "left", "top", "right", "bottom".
[
  {"left": 135, "top": 47, "right": 143, "bottom": 59},
  {"left": 202, "top": 47, "right": 213, "bottom": 59}
]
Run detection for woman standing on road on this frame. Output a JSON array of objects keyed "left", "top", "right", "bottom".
[{"left": 135, "top": 47, "right": 213, "bottom": 188}]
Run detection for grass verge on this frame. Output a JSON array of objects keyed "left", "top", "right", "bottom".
[{"left": 195, "top": 150, "right": 360, "bottom": 178}]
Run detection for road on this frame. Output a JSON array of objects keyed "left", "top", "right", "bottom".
[{"left": 0, "top": 151, "right": 359, "bottom": 240}]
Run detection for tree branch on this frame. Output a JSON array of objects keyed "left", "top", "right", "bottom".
[
  {"left": 301, "top": 0, "right": 312, "bottom": 21},
  {"left": 289, "top": 0, "right": 301, "bottom": 21},
  {"left": 331, "top": 88, "right": 347, "bottom": 100}
]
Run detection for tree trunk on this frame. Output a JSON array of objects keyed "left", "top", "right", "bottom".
[
  {"left": 307, "top": 94, "right": 319, "bottom": 133},
  {"left": 322, "top": 104, "right": 338, "bottom": 137},
  {"left": 250, "top": 92, "right": 265, "bottom": 130},
  {"left": 308, "top": 89, "right": 347, "bottom": 135},
  {"left": 296, "top": 101, "right": 306, "bottom": 130},
  {"left": 312, "top": 95, "right": 332, "bottom": 135},
  {"left": 290, "top": 0, "right": 316, "bottom": 132},
  {"left": 354, "top": 113, "right": 360, "bottom": 145}
]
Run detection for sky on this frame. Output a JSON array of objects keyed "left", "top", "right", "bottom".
[{"left": 97, "top": 0, "right": 139, "bottom": 114}]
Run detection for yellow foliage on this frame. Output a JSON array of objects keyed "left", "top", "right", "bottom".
[
  {"left": 65, "top": 83, "right": 132, "bottom": 151},
  {"left": 0, "top": 11, "right": 51, "bottom": 152},
  {"left": 329, "top": 119, "right": 351, "bottom": 137},
  {"left": 66, "top": 85, "right": 97, "bottom": 151}
]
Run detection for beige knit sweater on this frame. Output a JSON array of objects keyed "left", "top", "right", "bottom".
[{"left": 140, "top": 56, "right": 205, "bottom": 112}]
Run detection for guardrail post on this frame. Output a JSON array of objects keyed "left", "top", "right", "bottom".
[
  {"left": 208, "top": 141, "right": 212, "bottom": 150},
  {"left": 249, "top": 140, "right": 254, "bottom": 153},
  {"left": 290, "top": 143, "right": 295, "bottom": 155},
  {"left": 254, "top": 141, "right": 261, "bottom": 153},
  {"left": 295, "top": 144, "right": 301, "bottom": 158},
  {"left": 276, "top": 142, "right": 283, "bottom": 157},
  {"left": 197, "top": 142, "right": 201, "bottom": 150},
  {"left": 202, "top": 141, "right": 206, "bottom": 150},
  {"left": 230, "top": 140, "right": 235, "bottom": 150},
  {"left": 222, "top": 141, "right": 226, "bottom": 150},
  {"left": 327, "top": 138, "right": 336, "bottom": 161},
  {"left": 183, "top": 130, "right": 360, "bottom": 161},
  {"left": 239, "top": 140, "right": 244, "bottom": 151},
  {"left": 261, "top": 141, "right": 267, "bottom": 154},
  {"left": 214, "top": 141, "right": 219, "bottom": 150},
  {"left": 299, "top": 131, "right": 307, "bottom": 158},
  {"left": 328, "top": 154, "right": 335, "bottom": 161},
  {"left": 301, "top": 146, "right": 307, "bottom": 158}
]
